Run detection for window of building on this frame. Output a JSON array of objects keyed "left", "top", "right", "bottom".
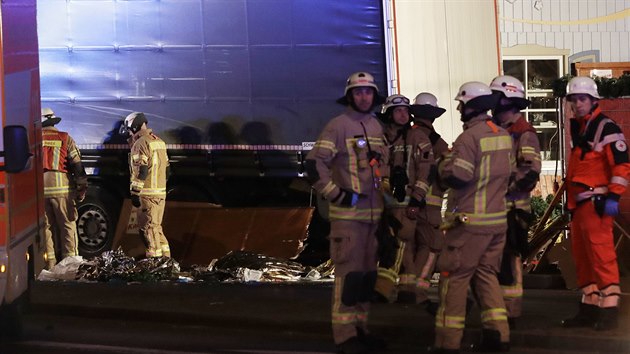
[{"left": 502, "top": 56, "right": 564, "bottom": 164}]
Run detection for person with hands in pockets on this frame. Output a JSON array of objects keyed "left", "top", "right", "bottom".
[
  {"left": 305, "top": 72, "right": 388, "bottom": 354},
  {"left": 120, "top": 112, "right": 171, "bottom": 259}
]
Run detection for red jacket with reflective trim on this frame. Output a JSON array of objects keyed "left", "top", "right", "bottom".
[{"left": 567, "top": 107, "right": 630, "bottom": 210}]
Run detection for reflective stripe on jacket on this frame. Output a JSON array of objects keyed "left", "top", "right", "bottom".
[
  {"left": 306, "top": 108, "right": 387, "bottom": 223},
  {"left": 566, "top": 108, "right": 630, "bottom": 210},
  {"left": 440, "top": 115, "right": 514, "bottom": 233},
  {"left": 129, "top": 129, "right": 169, "bottom": 198}
]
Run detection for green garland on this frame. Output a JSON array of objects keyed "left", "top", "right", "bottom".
[{"left": 553, "top": 74, "right": 630, "bottom": 98}]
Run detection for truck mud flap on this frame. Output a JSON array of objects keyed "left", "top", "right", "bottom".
[{"left": 113, "top": 200, "right": 314, "bottom": 267}]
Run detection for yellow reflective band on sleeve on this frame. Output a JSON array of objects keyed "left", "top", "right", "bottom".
[
  {"left": 480, "top": 135, "right": 512, "bottom": 152},
  {"left": 329, "top": 206, "right": 383, "bottom": 221},
  {"left": 377, "top": 267, "right": 399, "bottom": 283},
  {"left": 474, "top": 155, "right": 491, "bottom": 213},
  {"left": 139, "top": 188, "right": 167, "bottom": 196},
  {"left": 399, "top": 273, "right": 416, "bottom": 286},
  {"left": 426, "top": 194, "right": 443, "bottom": 207},
  {"left": 415, "top": 180, "right": 429, "bottom": 193},
  {"left": 453, "top": 158, "right": 474, "bottom": 175},
  {"left": 368, "top": 137, "right": 384, "bottom": 146},
  {"left": 43, "top": 140, "right": 62, "bottom": 147},
  {"left": 322, "top": 181, "right": 337, "bottom": 198},
  {"left": 502, "top": 284, "right": 523, "bottom": 298},
  {"left": 481, "top": 308, "right": 508, "bottom": 323},
  {"left": 130, "top": 180, "right": 144, "bottom": 189},
  {"left": 418, "top": 141, "right": 432, "bottom": 151},
  {"left": 314, "top": 140, "right": 337, "bottom": 154}
]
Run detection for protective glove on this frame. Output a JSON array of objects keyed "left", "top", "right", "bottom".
[
  {"left": 338, "top": 188, "right": 360, "bottom": 207},
  {"left": 593, "top": 194, "right": 619, "bottom": 217},
  {"left": 75, "top": 186, "right": 87, "bottom": 203},
  {"left": 131, "top": 194, "right": 141, "bottom": 208},
  {"left": 406, "top": 197, "right": 425, "bottom": 219},
  {"left": 604, "top": 198, "right": 619, "bottom": 217}
]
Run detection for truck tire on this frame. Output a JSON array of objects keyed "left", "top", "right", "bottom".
[{"left": 76, "top": 188, "right": 120, "bottom": 258}]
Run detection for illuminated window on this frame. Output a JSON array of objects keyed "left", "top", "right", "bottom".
[{"left": 502, "top": 56, "right": 564, "bottom": 162}]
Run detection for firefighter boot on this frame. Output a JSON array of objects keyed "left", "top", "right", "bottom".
[
  {"left": 356, "top": 327, "right": 387, "bottom": 350},
  {"left": 594, "top": 307, "right": 618, "bottom": 331},
  {"left": 466, "top": 329, "right": 509, "bottom": 352},
  {"left": 561, "top": 302, "right": 598, "bottom": 328},
  {"left": 336, "top": 336, "right": 368, "bottom": 354}
]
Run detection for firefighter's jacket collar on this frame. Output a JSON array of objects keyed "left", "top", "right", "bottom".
[{"left": 462, "top": 114, "right": 492, "bottom": 130}]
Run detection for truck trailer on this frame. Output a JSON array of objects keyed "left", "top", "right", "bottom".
[{"left": 37, "top": 0, "right": 500, "bottom": 258}]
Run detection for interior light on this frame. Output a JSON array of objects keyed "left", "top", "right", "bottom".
[{"left": 0, "top": 265, "right": 6, "bottom": 273}]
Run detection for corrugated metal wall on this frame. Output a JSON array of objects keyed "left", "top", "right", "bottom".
[
  {"left": 499, "top": 0, "right": 630, "bottom": 62},
  {"left": 392, "top": 0, "right": 500, "bottom": 144}
]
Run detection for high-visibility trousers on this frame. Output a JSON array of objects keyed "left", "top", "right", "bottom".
[
  {"left": 329, "top": 220, "right": 379, "bottom": 345},
  {"left": 137, "top": 196, "right": 171, "bottom": 258},
  {"left": 44, "top": 195, "right": 79, "bottom": 266},
  {"left": 434, "top": 227, "right": 509, "bottom": 350}
]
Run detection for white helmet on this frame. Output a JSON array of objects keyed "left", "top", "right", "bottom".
[
  {"left": 490, "top": 75, "right": 525, "bottom": 99},
  {"left": 119, "top": 111, "right": 148, "bottom": 136},
  {"left": 566, "top": 76, "right": 600, "bottom": 99},
  {"left": 490, "top": 75, "right": 530, "bottom": 110},
  {"left": 343, "top": 72, "right": 379, "bottom": 95},
  {"left": 410, "top": 92, "right": 446, "bottom": 120},
  {"left": 41, "top": 107, "right": 61, "bottom": 127},
  {"left": 382, "top": 94, "right": 410, "bottom": 113},
  {"left": 455, "top": 82, "right": 499, "bottom": 120},
  {"left": 41, "top": 107, "right": 55, "bottom": 117},
  {"left": 454, "top": 81, "right": 494, "bottom": 104},
  {"left": 414, "top": 92, "right": 439, "bottom": 107}
]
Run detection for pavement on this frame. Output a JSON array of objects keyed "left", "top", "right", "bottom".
[{"left": 27, "top": 275, "right": 630, "bottom": 354}]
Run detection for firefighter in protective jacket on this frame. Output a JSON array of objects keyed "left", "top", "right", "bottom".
[
  {"left": 490, "top": 75, "right": 541, "bottom": 328},
  {"left": 121, "top": 112, "right": 171, "bottom": 258},
  {"left": 562, "top": 76, "right": 630, "bottom": 331},
  {"left": 408, "top": 92, "right": 448, "bottom": 310},
  {"left": 305, "top": 72, "right": 388, "bottom": 354},
  {"left": 372, "top": 94, "right": 434, "bottom": 305},
  {"left": 41, "top": 108, "right": 87, "bottom": 269},
  {"left": 434, "top": 82, "right": 513, "bottom": 352}
]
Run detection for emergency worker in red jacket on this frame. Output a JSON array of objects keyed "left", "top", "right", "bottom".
[
  {"left": 120, "top": 112, "right": 171, "bottom": 259},
  {"left": 408, "top": 92, "right": 448, "bottom": 311},
  {"left": 489, "top": 75, "right": 541, "bottom": 329},
  {"left": 434, "top": 82, "right": 512, "bottom": 353},
  {"left": 372, "top": 94, "right": 434, "bottom": 306},
  {"left": 562, "top": 76, "right": 630, "bottom": 331},
  {"left": 305, "top": 72, "right": 388, "bottom": 354},
  {"left": 41, "top": 108, "right": 88, "bottom": 269}
]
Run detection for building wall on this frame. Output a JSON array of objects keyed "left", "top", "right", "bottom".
[
  {"left": 499, "top": 0, "right": 630, "bottom": 62},
  {"left": 392, "top": 0, "right": 501, "bottom": 145}
]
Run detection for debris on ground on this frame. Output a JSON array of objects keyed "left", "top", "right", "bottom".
[{"left": 38, "top": 249, "right": 335, "bottom": 284}]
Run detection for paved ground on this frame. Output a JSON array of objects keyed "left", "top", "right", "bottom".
[{"left": 26, "top": 276, "right": 630, "bottom": 354}]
